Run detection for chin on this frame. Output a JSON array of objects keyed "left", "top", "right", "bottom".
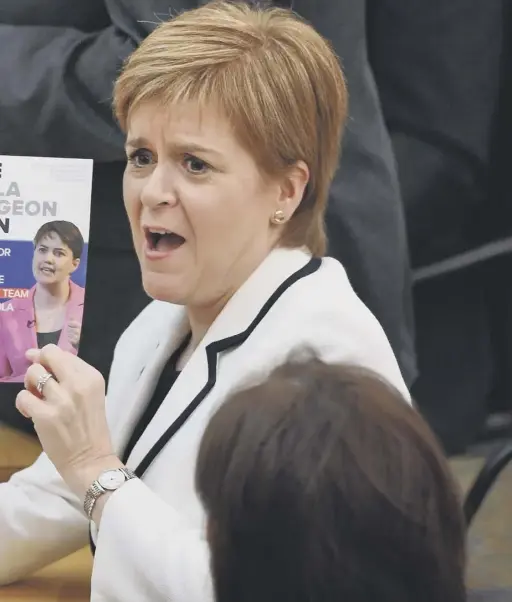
[
  {"left": 37, "top": 277, "right": 56, "bottom": 286},
  {"left": 141, "top": 274, "right": 187, "bottom": 305}
]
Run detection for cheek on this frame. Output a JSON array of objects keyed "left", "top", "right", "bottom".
[
  {"left": 123, "top": 181, "right": 143, "bottom": 251},
  {"left": 123, "top": 174, "right": 141, "bottom": 221},
  {"left": 125, "top": 198, "right": 142, "bottom": 241},
  {"left": 56, "top": 259, "right": 68, "bottom": 272}
]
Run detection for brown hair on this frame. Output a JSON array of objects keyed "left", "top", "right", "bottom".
[
  {"left": 196, "top": 357, "right": 467, "bottom": 602},
  {"left": 34, "top": 220, "right": 84, "bottom": 260},
  {"left": 113, "top": 1, "right": 348, "bottom": 256}
]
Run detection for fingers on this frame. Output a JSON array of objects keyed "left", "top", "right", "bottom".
[
  {"left": 67, "top": 323, "right": 81, "bottom": 343},
  {"left": 23, "top": 344, "right": 105, "bottom": 403},
  {"left": 25, "top": 348, "right": 41, "bottom": 363},
  {"left": 25, "top": 344, "right": 78, "bottom": 383},
  {"left": 15, "top": 389, "right": 31, "bottom": 418},
  {"left": 24, "top": 362, "right": 60, "bottom": 399},
  {"left": 16, "top": 387, "right": 53, "bottom": 421}
]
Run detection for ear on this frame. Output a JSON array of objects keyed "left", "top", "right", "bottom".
[
  {"left": 275, "top": 160, "right": 309, "bottom": 220},
  {"left": 70, "top": 258, "right": 80, "bottom": 274}
]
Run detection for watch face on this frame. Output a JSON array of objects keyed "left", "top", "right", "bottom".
[{"left": 98, "top": 470, "right": 126, "bottom": 490}]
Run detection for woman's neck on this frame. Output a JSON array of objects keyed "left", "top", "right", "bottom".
[
  {"left": 186, "top": 294, "right": 230, "bottom": 351},
  {"left": 181, "top": 285, "right": 237, "bottom": 369},
  {"left": 183, "top": 245, "right": 275, "bottom": 365},
  {"left": 34, "top": 281, "right": 70, "bottom": 309}
]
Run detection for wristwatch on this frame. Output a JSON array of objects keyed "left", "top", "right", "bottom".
[{"left": 83, "top": 467, "right": 137, "bottom": 519}]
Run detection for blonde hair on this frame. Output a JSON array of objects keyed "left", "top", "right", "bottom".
[{"left": 114, "top": 1, "right": 348, "bottom": 256}]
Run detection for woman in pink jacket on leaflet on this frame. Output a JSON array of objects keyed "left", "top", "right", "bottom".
[{"left": 0, "top": 220, "right": 85, "bottom": 382}]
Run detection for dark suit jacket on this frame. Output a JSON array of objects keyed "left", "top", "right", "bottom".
[
  {"left": 366, "top": 0, "right": 506, "bottom": 451},
  {"left": 0, "top": 0, "right": 416, "bottom": 384},
  {"left": 368, "top": 0, "right": 505, "bottom": 269}
]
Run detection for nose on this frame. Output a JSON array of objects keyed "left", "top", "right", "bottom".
[{"left": 140, "top": 164, "right": 179, "bottom": 209}]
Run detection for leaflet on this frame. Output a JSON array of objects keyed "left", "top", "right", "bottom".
[{"left": 0, "top": 155, "right": 92, "bottom": 383}]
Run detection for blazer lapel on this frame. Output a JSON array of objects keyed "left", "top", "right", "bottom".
[
  {"left": 18, "top": 287, "right": 38, "bottom": 351},
  {"left": 124, "top": 249, "right": 320, "bottom": 476},
  {"left": 111, "top": 306, "right": 190, "bottom": 454},
  {"left": 123, "top": 320, "right": 211, "bottom": 472}
]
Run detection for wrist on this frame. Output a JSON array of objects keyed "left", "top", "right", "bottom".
[
  {"left": 83, "top": 464, "right": 137, "bottom": 526},
  {"left": 62, "top": 454, "right": 124, "bottom": 501}
]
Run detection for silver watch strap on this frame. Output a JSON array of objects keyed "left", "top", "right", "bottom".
[{"left": 83, "top": 467, "right": 137, "bottom": 519}]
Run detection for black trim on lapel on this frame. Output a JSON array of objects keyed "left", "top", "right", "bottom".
[
  {"left": 134, "top": 257, "right": 321, "bottom": 478},
  {"left": 89, "top": 256, "right": 321, "bottom": 557}
]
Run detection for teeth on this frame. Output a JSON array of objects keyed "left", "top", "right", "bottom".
[{"left": 147, "top": 228, "right": 171, "bottom": 234}]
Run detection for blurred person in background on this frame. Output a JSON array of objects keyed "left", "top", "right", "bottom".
[
  {"left": 197, "top": 357, "right": 467, "bottom": 602},
  {"left": 367, "top": 0, "right": 505, "bottom": 452},
  {"left": 0, "top": 0, "right": 415, "bottom": 430}
]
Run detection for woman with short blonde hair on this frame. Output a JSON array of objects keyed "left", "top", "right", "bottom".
[
  {"left": 114, "top": 0, "right": 347, "bottom": 257},
  {"left": 1, "top": 3, "right": 408, "bottom": 600}
]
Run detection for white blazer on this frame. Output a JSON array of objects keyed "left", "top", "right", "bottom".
[{"left": 0, "top": 248, "right": 410, "bottom": 601}]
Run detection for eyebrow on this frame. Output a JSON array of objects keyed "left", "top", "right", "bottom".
[
  {"left": 37, "top": 244, "right": 66, "bottom": 252},
  {"left": 125, "top": 137, "right": 224, "bottom": 159},
  {"left": 124, "top": 136, "right": 150, "bottom": 150}
]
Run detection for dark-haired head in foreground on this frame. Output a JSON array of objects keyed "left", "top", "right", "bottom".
[{"left": 196, "top": 358, "right": 466, "bottom": 602}]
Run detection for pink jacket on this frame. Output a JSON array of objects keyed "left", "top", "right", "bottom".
[{"left": 0, "top": 281, "right": 85, "bottom": 383}]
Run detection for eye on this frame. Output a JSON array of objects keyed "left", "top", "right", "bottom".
[
  {"left": 127, "top": 148, "right": 154, "bottom": 168},
  {"left": 183, "top": 154, "right": 210, "bottom": 175}
]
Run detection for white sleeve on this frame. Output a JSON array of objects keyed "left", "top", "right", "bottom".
[
  {"left": 92, "top": 479, "right": 213, "bottom": 602},
  {"left": 0, "top": 304, "right": 151, "bottom": 585},
  {"left": 0, "top": 451, "right": 89, "bottom": 585}
]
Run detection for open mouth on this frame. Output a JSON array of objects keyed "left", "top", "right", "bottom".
[
  {"left": 40, "top": 266, "right": 55, "bottom": 274},
  {"left": 144, "top": 228, "right": 186, "bottom": 253}
]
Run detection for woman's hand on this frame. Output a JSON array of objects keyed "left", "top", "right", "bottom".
[
  {"left": 15, "top": 344, "right": 121, "bottom": 502},
  {"left": 67, "top": 320, "right": 82, "bottom": 350}
]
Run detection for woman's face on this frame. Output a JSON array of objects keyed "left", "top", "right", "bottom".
[
  {"left": 123, "top": 102, "right": 307, "bottom": 307},
  {"left": 32, "top": 233, "right": 79, "bottom": 286}
]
